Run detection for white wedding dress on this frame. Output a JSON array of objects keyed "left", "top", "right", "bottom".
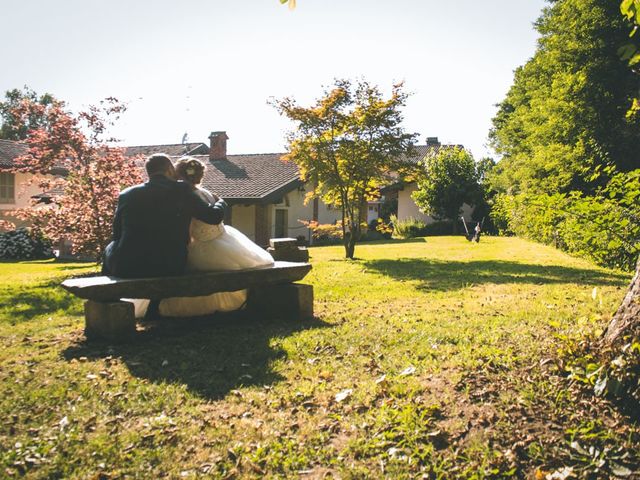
[{"left": 128, "top": 187, "right": 274, "bottom": 318}]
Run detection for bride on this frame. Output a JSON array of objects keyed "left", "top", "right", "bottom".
[{"left": 130, "top": 157, "right": 274, "bottom": 318}]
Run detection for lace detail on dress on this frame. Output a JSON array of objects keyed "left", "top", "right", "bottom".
[{"left": 190, "top": 187, "right": 225, "bottom": 241}]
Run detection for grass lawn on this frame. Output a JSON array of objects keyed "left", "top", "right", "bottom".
[{"left": 1, "top": 236, "right": 638, "bottom": 479}]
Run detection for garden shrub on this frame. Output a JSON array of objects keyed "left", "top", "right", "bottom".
[
  {"left": 390, "top": 215, "right": 427, "bottom": 239},
  {"left": 300, "top": 220, "right": 343, "bottom": 246},
  {"left": 491, "top": 169, "right": 640, "bottom": 270},
  {"left": 0, "top": 227, "right": 54, "bottom": 260},
  {"left": 422, "top": 220, "right": 454, "bottom": 236}
]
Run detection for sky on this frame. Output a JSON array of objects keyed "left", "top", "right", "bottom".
[{"left": 0, "top": 0, "right": 546, "bottom": 159}]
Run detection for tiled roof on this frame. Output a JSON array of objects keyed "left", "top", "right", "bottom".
[
  {"left": 0, "top": 138, "right": 69, "bottom": 173},
  {"left": 125, "top": 143, "right": 209, "bottom": 158},
  {"left": 191, "top": 154, "right": 302, "bottom": 203},
  {"left": 0, "top": 139, "right": 27, "bottom": 169},
  {"left": 398, "top": 143, "right": 465, "bottom": 165}
]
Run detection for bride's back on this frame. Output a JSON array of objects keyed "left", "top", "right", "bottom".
[{"left": 190, "top": 187, "right": 225, "bottom": 242}]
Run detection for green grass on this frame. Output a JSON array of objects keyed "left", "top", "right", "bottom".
[{"left": 1, "top": 237, "right": 638, "bottom": 479}]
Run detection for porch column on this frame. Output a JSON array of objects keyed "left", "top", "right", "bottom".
[{"left": 254, "top": 204, "right": 271, "bottom": 247}]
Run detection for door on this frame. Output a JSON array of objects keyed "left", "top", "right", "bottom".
[{"left": 275, "top": 209, "right": 288, "bottom": 238}]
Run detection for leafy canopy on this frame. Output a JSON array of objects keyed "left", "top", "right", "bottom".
[
  {"left": 8, "top": 98, "right": 143, "bottom": 260},
  {"left": 0, "top": 86, "right": 60, "bottom": 141},
  {"left": 272, "top": 79, "right": 417, "bottom": 258},
  {"left": 411, "top": 147, "right": 481, "bottom": 226},
  {"left": 489, "top": 0, "right": 640, "bottom": 196}
]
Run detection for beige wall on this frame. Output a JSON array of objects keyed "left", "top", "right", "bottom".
[
  {"left": 271, "top": 190, "right": 311, "bottom": 241},
  {"left": 397, "top": 182, "right": 473, "bottom": 224},
  {"left": 317, "top": 201, "right": 341, "bottom": 225},
  {"left": 268, "top": 189, "right": 342, "bottom": 242},
  {"left": 0, "top": 172, "right": 50, "bottom": 211},
  {"left": 0, "top": 172, "right": 56, "bottom": 230},
  {"left": 229, "top": 204, "right": 256, "bottom": 240}
]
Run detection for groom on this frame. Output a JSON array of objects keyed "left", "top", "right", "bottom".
[{"left": 103, "top": 153, "right": 227, "bottom": 278}]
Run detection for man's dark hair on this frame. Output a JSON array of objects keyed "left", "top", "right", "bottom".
[{"left": 145, "top": 154, "right": 173, "bottom": 176}]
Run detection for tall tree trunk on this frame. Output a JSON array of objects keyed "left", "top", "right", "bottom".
[
  {"left": 602, "top": 255, "right": 640, "bottom": 346},
  {"left": 344, "top": 233, "right": 357, "bottom": 259}
]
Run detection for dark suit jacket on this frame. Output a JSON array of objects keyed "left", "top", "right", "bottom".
[{"left": 103, "top": 175, "right": 226, "bottom": 278}]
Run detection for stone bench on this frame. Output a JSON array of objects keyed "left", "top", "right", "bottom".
[{"left": 61, "top": 261, "right": 313, "bottom": 341}]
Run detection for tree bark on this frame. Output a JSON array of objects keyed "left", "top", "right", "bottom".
[
  {"left": 602, "top": 255, "right": 640, "bottom": 346},
  {"left": 344, "top": 231, "right": 357, "bottom": 259}
]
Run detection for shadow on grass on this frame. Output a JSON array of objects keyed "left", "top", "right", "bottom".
[
  {"left": 62, "top": 313, "right": 330, "bottom": 400},
  {"left": 363, "top": 258, "right": 629, "bottom": 291},
  {"left": 0, "top": 281, "right": 84, "bottom": 323},
  {"left": 358, "top": 237, "right": 428, "bottom": 246}
]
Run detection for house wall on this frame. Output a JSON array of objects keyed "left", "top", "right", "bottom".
[
  {"left": 317, "top": 201, "right": 341, "bottom": 225},
  {"left": 397, "top": 182, "right": 474, "bottom": 224},
  {"left": 0, "top": 173, "right": 48, "bottom": 211},
  {"left": 219, "top": 188, "right": 343, "bottom": 245},
  {"left": 229, "top": 205, "right": 255, "bottom": 240},
  {"left": 0, "top": 172, "right": 54, "bottom": 231},
  {"left": 269, "top": 189, "right": 342, "bottom": 243},
  {"left": 271, "top": 190, "right": 311, "bottom": 241}
]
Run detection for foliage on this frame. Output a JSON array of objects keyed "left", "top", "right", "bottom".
[
  {"left": 619, "top": 0, "right": 640, "bottom": 67},
  {"left": 492, "top": 169, "right": 640, "bottom": 270},
  {"left": 280, "top": 0, "right": 296, "bottom": 9},
  {"left": 423, "top": 220, "right": 456, "bottom": 237},
  {"left": 300, "top": 220, "right": 344, "bottom": 245},
  {"left": 620, "top": 0, "right": 640, "bottom": 120},
  {"left": 564, "top": 332, "right": 640, "bottom": 420},
  {"left": 389, "top": 215, "right": 458, "bottom": 239},
  {"left": 8, "top": 98, "right": 144, "bottom": 261},
  {"left": 0, "top": 86, "right": 59, "bottom": 141},
  {"left": 411, "top": 147, "right": 481, "bottom": 230},
  {"left": 389, "top": 215, "right": 427, "bottom": 239},
  {"left": 272, "top": 78, "right": 417, "bottom": 259},
  {"left": 373, "top": 217, "right": 393, "bottom": 237},
  {"left": 489, "top": 0, "right": 640, "bottom": 196},
  {"left": 0, "top": 227, "right": 53, "bottom": 260}
]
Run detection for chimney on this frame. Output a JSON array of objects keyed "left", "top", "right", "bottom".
[
  {"left": 426, "top": 136, "right": 440, "bottom": 146},
  {"left": 208, "top": 131, "right": 228, "bottom": 161}
]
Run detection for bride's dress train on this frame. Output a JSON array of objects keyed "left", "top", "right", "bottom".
[{"left": 128, "top": 187, "right": 274, "bottom": 318}]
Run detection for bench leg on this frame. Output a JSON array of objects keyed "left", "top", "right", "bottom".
[
  {"left": 84, "top": 300, "right": 136, "bottom": 341},
  {"left": 247, "top": 283, "right": 314, "bottom": 321}
]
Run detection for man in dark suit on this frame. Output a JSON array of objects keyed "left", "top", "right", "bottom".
[{"left": 103, "top": 154, "right": 227, "bottom": 278}]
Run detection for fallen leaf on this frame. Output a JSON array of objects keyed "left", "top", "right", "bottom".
[
  {"left": 399, "top": 366, "right": 416, "bottom": 376},
  {"left": 546, "top": 467, "right": 574, "bottom": 480},
  {"left": 335, "top": 389, "right": 353, "bottom": 403}
]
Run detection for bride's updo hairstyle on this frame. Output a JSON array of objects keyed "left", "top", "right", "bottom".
[{"left": 175, "top": 157, "right": 205, "bottom": 186}]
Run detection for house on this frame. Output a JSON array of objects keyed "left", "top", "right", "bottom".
[
  {"left": 127, "top": 132, "right": 342, "bottom": 246},
  {"left": 386, "top": 137, "right": 474, "bottom": 224},
  {"left": 1, "top": 133, "right": 473, "bottom": 244},
  {"left": 0, "top": 139, "right": 68, "bottom": 228}
]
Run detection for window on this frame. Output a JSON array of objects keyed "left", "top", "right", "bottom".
[
  {"left": 0, "top": 173, "right": 15, "bottom": 204},
  {"left": 275, "top": 209, "right": 288, "bottom": 238}
]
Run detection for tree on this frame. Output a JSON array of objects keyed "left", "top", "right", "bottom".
[
  {"left": 603, "top": 0, "right": 640, "bottom": 347},
  {"left": 620, "top": 0, "right": 640, "bottom": 118},
  {"left": 279, "top": 0, "right": 296, "bottom": 9},
  {"left": 9, "top": 97, "right": 144, "bottom": 261},
  {"left": 0, "top": 86, "right": 60, "bottom": 140},
  {"left": 411, "top": 147, "right": 480, "bottom": 233},
  {"left": 272, "top": 79, "right": 417, "bottom": 259},
  {"left": 489, "top": 0, "right": 640, "bottom": 196}
]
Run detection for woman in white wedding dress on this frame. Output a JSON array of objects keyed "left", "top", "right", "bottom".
[{"left": 130, "top": 157, "right": 274, "bottom": 318}]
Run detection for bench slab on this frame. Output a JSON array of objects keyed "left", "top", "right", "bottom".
[{"left": 61, "top": 261, "right": 312, "bottom": 302}]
